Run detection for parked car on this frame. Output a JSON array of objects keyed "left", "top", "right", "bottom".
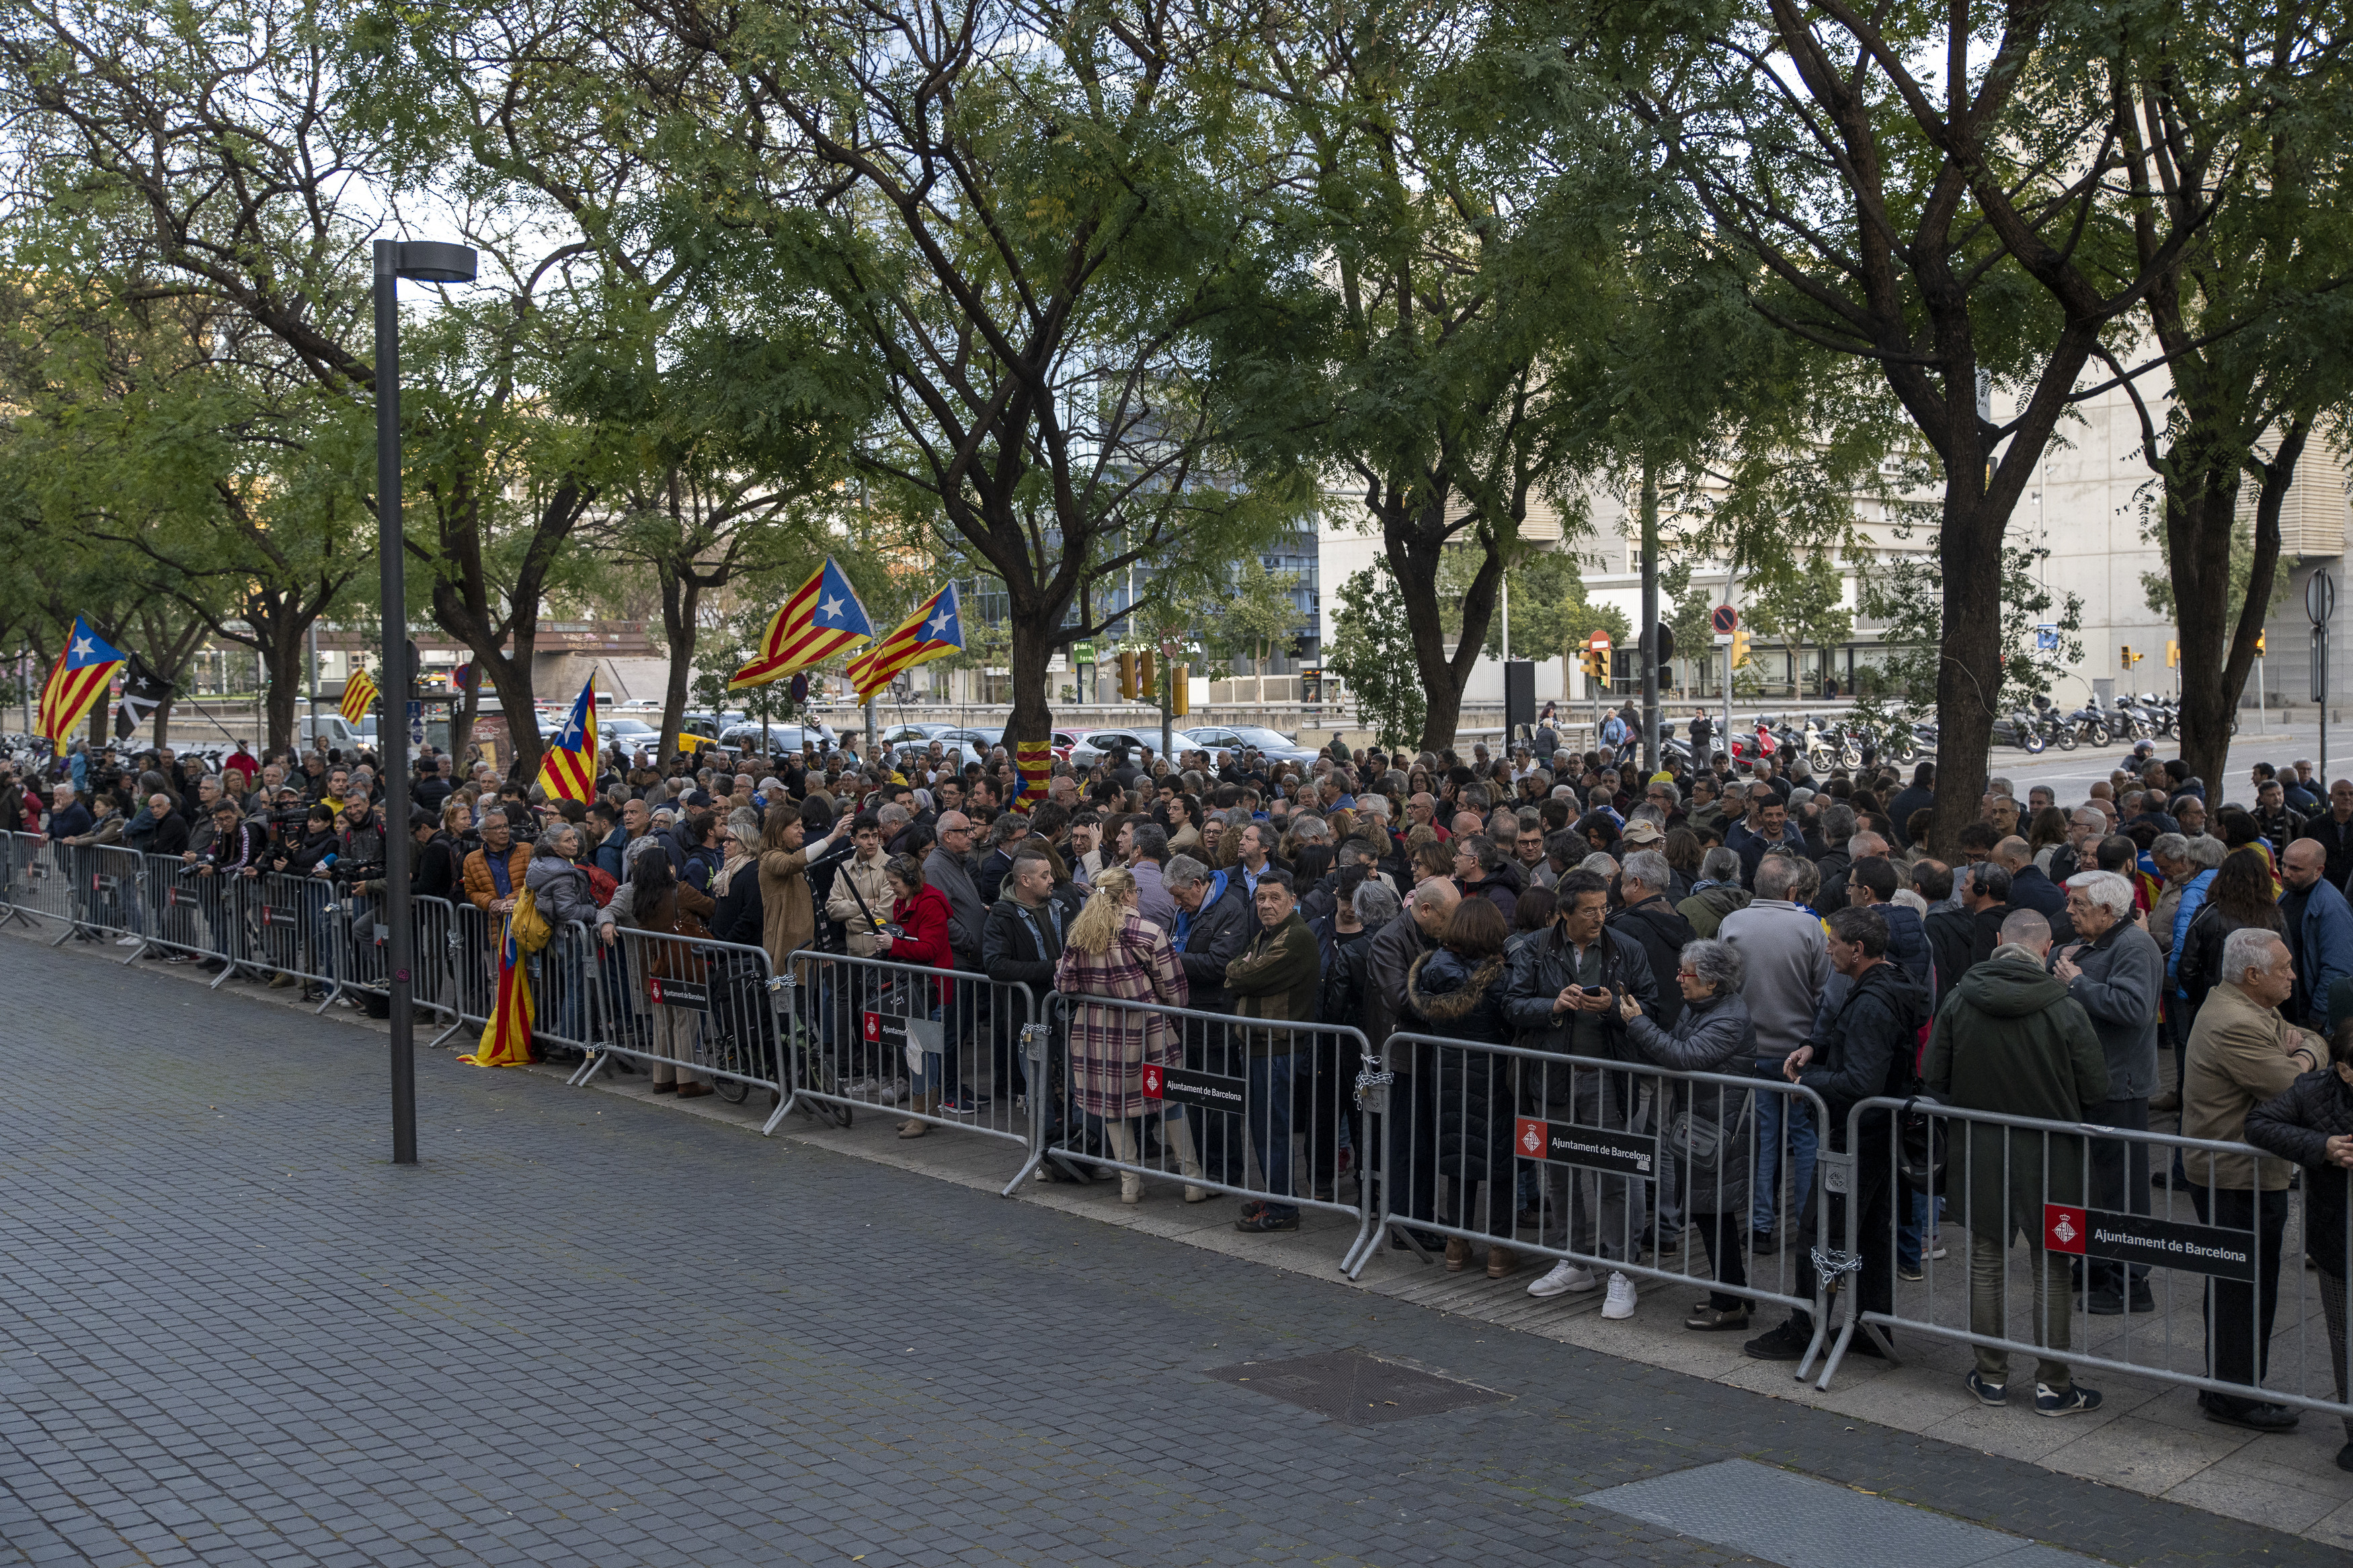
[
  {"left": 879, "top": 722, "right": 955, "bottom": 748},
  {"left": 1179, "top": 724, "right": 1320, "bottom": 767},
  {"left": 1066, "top": 728, "right": 1165, "bottom": 768}
]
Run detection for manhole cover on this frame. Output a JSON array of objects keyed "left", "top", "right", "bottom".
[{"left": 1205, "top": 1350, "right": 1509, "bottom": 1424}]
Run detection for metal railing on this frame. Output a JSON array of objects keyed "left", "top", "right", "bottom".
[
  {"left": 573, "top": 926, "right": 785, "bottom": 1112},
  {"left": 1357, "top": 1032, "right": 1833, "bottom": 1341},
  {"left": 1024, "top": 991, "right": 1374, "bottom": 1245},
  {"left": 779, "top": 949, "right": 1038, "bottom": 1157},
  {"left": 1823, "top": 1096, "right": 2353, "bottom": 1419}
]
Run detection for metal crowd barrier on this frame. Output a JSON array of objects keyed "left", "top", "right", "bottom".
[
  {"left": 5, "top": 831, "right": 81, "bottom": 934},
  {"left": 779, "top": 950, "right": 1038, "bottom": 1160},
  {"left": 1357, "top": 1032, "right": 1833, "bottom": 1344},
  {"left": 1826, "top": 1096, "right": 2353, "bottom": 1419},
  {"left": 574, "top": 926, "right": 785, "bottom": 1115},
  {"left": 1017, "top": 991, "right": 1374, "bottom": 1243}
]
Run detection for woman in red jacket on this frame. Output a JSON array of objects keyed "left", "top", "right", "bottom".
[{"left": 878, "top": 852, "right": 957, "bottom": 1137}]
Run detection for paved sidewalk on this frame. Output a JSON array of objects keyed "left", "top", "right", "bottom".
[{"left": 0, "top": 931, "right": 2341, "bottom": 1566}]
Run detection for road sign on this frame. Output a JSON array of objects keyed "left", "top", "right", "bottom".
[
  {"left": 2310, "top": 569, "right": 2336, "bottom": 626},
  {"left": 1587, "top": 630, "right": 1612, "bottom": 653},
  {"left": 2035, "top": 624, "right": 2059, "bottom": 653},
  {"left": 407, "top": 699, "right": 424, "bottom": 747},
  {"left": 1710, "top": 604, "right": 1738, "bottom": 635}
]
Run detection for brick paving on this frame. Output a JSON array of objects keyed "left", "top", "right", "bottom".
[{"left": 0, "top": 934, "right": 2336, "bottom": 1567}]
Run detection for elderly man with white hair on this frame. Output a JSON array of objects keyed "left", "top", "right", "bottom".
[{"left": 2051, "top": 868, "right": 2165, "bottom": 1315}]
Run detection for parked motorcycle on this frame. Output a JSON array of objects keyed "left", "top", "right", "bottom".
[{"left": 1991, "top": 704, "right": 2049, "bottom": 753}]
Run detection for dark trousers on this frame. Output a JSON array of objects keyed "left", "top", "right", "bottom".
[
  {"left": 1690, "top": 1210, "right": 1751, "bottom": 1311},
  {"left": 2190, "top": 1185, "right": 2291, "bottom": 1402},
  {"left": 1303, "top": 1031, "right": 1359, "bottom": 1196},
  {"left": 1185, "top": 1017, "right": 1251, "bottom": 1188},
  {"left": 2086, "top": 1097, "right": 2152, "bottom": 1291},
  {"left": 1382, "top": 1050, "right": 1442, "bottom": 1228},
  {"left": 1788, "top": 1131, "right": 1895, "bottom": 1331}
]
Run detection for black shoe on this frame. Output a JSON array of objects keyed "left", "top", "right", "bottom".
[
  {"left": 2126, "top": 1280, "right": 2156, "bottom": 1314},
  {"left": 2336, "top": 1441, "right": 2353, "bottom": 1474},
  {"left": 1743, "top": 1321, "right": 1813, "bottom": 1362},
  {"left": 1236, "top": 1208, "right": 1299, "bottom": 1233},
  {"left": 1750, "top": 1229, "right": 1778, "bottom": 1254},
  {"left": 2085, "top": 1288, "right": 2125, "bottom": 1316},
  {"left": 1846, "top": 1331, "right": 1890, "bottom": 1360},
  {"left": 2199, "top": 1393, "right": 2301, "bottom": 1433}
]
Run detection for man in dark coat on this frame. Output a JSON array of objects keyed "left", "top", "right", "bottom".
[
  {"left": 1222, "top": 872, "right": 1324, "bottom": 1233},
  {"left": 1924, "top": 908, "right": 2109, "bottom": 1412},
  {"left": 1611, "top": 849, "right": 1697, "bottom": 1031},
  {"left": 1367, "top": 878, "right": 1456, "bottom": 1246},
  {"left": 1746, "top": 905, "right": 1929, "bottom": 1362}
]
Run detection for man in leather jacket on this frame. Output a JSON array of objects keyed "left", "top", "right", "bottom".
[{"left": 1504, "top": 869, "right": 1660, "bottom": 1271}]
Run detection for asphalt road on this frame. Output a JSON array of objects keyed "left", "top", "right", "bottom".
[{"left": 0, "top": 934, "right": 2336, "bottom": 1567}]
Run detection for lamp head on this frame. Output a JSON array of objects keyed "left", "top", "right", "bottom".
[{"left": 382, "top": 241, "right": 477, "bottom": 282}]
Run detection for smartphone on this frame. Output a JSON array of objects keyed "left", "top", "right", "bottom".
[{"left": 1583, "top": 984, "right": 1609, "bottom": 997}]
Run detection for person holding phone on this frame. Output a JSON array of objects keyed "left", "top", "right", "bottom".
[{"left": 1505, "top": 869, "right": 1659, "bottom": 1316}]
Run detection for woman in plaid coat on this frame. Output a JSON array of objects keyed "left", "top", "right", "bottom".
[{"left": 1053, "top": 865, "right": 1209, "bottom": 1204}]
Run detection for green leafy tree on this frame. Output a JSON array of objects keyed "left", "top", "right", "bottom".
[
  {"left": 1326, "top": 562, "right": 1425, "bottom": 751},
  {"left": 1194, "top": 558, "right": 1306, "bottom": 682},
  {"left": 1862, "top": 545, "right": 2082, "bottom": 711},
  {"left": 1746, "top": 556, "right": 1853, "bottom": 693}
]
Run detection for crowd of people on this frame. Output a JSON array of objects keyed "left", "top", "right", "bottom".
[{"left": 8, "top": 725, "right": 2353, "bottom": 1464}]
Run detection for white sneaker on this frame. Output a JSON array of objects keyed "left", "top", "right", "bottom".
[
  {"left": 1602, "top": 1271, "right": 1638, "bottom": 1320},
  {"left": 115, "top": 936, "right": 142, "bottom": 948},
  {"left": 1526, "top": 1260, "right": 1599, "bottom": 1298}
]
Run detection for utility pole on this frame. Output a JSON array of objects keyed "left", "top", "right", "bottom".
[{"left": 1638, "top": 463, "right": 1660, "bottom": 780}]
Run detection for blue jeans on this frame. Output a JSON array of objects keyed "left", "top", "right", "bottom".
[
  {"left": 1897, "top": 1190, "right": 1945, "bottom": 1270},
  {"left": 1753, "top": 1065, "right": 1817, "bottom": 1236},
  {"left": 1248, "top": 1053, "right": 1299, "bottom": 1216}
]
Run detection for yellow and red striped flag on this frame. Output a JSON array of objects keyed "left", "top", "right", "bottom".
[
  {"left": 36, "top": 616, "right": 127, "bottom": 745},
  {"left": 340, "top": 667, "right": 378, "bottom": 723},
  {"left": 1011, "top": 740, "right": 1053, "bottom": 815},
  {"left": 535, "top": 679, "right": 598, "bottom": 802},
  {"left": 848, "top": 581, "right": 965, "bottom": 701},
  {"left": 729, "top": 558, "right": 874, "bottom": 690},
  {"left": 459, "top": 913, "right": 535, "bottom": 1067}
]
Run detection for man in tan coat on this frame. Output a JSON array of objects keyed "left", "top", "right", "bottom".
[
  {"left": 824, "top": 814, "right": 894, "bottom": 957},
  {"left": 2183, "top": 927, "right": 2326, "bottom": 1434}
]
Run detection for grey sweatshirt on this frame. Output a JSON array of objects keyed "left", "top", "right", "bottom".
[{"left": 1717, "top": 899, "right": 1831, "bottom": 1060}]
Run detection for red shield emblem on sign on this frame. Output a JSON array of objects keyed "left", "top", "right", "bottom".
[
  {"left": 1141, "top": 1063, "right": 1163, "bottom": 1099},
  {"left": 863, "top": 1010, "right": 881, "bottom": 1042},
  {"left": 2044, "top": 1204, "right": 2087, "bottom": 1254},
  {"left": 1517, "top": 1117, "right": 1546, "bottom": 1157},
  {"left": 649, "top": 978, "right": 665, "bottom": 1004}
]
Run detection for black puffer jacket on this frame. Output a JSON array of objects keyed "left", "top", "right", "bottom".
[
  {"left": 2245, "top": 1067, "right": 2353, "bottom": 1280},
  {"left": 1798, "top": 959, "right": 1930, "bottom": 1151},
  {"left": 1404, "top": 948, "right": 1515, "bottom": 1184}
]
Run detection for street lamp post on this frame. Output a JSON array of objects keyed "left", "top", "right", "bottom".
[{"left": 375, "top": 237, "right": 477, "bottom": 1167}]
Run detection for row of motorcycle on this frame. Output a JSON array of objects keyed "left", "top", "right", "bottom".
[
  {"left": 1989, "top": 692, "right": 2178, "bottom": 753},
  {"left": 1616, "top": 712, "right": 1937, "bottom": 776}
]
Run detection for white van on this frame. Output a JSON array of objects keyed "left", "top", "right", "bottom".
[{"left": 298, "top": 714, "right": 363, "bottom": 751}]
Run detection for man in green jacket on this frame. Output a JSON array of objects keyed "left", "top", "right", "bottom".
[
  {"left": 1224, "top": 870, "right": 1322, "bottom": 1233},
  {"left": 1923, "top": 908, "right": 2110, "bottom": 1416}
]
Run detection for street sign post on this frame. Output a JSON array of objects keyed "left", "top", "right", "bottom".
[{"left": 2313, "top": 569, "right": 2336, "bottom": 778}]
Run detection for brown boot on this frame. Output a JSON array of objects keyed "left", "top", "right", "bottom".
[
  {"left": 1486, "top": 1245, "right": 1521, "bottom": 1280},
  {"left": 1444, "top": 1237, "right": 1472, "bottom": 1272},
  {"left": 898, "top": 1093, "right": 935, "bottom": 1139}
]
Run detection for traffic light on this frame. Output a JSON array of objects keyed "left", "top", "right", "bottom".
[
  {"left": 1117, "top": 649, "right": 1138, "bottom": 700},
  {"left": 1579, "top": 646, "right": 1606, "bottom": 683},
  {"left": 2258, "top": 630, "right": 2268, "bottom": 655},
  {"left": 2120, "top": 644, "right": 2140, "bottom": 669},
  {"left": 1138, "top": 651, "right": 1156, "bottom": 700},
  {"left": 1170, "top": 663, "right": 1189, "bottom": 716},
  {"left": 1729, "top": 625, "right": 1751, "bottom": 670},
  {"left": 2167, "top": 639, "right": 2179, "bottom": 667}
]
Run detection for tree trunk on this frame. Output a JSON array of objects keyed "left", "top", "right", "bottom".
[
  {"left": 1003, "top": 588, "right": 1058, "bottom": 754},
  {"left": 2169, "top": 418, "right": 2301, "bottom": 790},
  {"left": 656, "top": 567, "right": 700, "bottom": 763},
  {"left": 1924, "top": 493, "right": 2008, "bottom": 859},
  {"left": 262, "top": 635, "right": 305, "bottom": 757}
]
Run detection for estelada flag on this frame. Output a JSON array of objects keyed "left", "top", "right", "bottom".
[
  {"left": 848, "top": 581, "right": 965, "bottom": 701},
  {"left": 36, "top": 616, "right": 127, "bottom": 745},
  {"left": 1012, "top": 741, "right": 1053, "bottom": 815},
  {"left": 340, "top": 667, "right": 378, "bottom": 723},
  {"left": 459, "top": 913, "right": 535, "bottom": 1067},
  {"left": 730, "top": 558, "right": 874, "bottom": 690},
  {"left": 536, "top": 679, "right": 598, "bottom": 802}
]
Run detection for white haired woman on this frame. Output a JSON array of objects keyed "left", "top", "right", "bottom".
[
  {"left": 2055, "top": 868, "right": 2166, "bottom": 1313},
  {"left": 1051, "top": 865, "right": 1207, "bottom": 1204},
  {"left": 1613, "top": 938, "right": 1758, "bottom": 1329}
]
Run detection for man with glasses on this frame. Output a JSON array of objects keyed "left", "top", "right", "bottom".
[
  {"left": 1513, "top": 815, "right": 1554, "bottom": 890},
  {"left": 1642, "top": 779, "right": 1685, "bottom": 829},
  {"left": 924, "top": 810, "right": 988, "bottom": 1115}
]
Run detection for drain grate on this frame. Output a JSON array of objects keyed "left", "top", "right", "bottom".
[{"left": 1205, "top": 1350, "right": 1509, "bottom": 1425}]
